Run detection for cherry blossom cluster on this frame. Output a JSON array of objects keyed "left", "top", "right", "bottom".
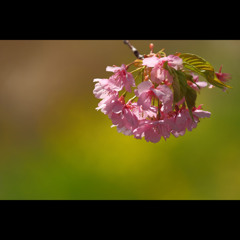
[{"left": 93, "top": 44, "right": 231, "bottom": 143}]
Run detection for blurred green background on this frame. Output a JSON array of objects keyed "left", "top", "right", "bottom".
[{"left": 0, "top": 40, "right": 239, "bottom": 200}]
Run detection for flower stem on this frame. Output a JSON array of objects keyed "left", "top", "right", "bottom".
[
  {"left": 152, "top": 96, "right": 155, "bottom": 106},
  {"left": 128, "top": 95, "right": 137, "bottom": 103},
  {"left": 121, "top": 91, "right": 127, "bottom": 98},
  {"left": 130, "top": 67, "right": 144, "bottom": 74},
  {"left": 126, "top": 61, "right": 135, "bottom": 69}
]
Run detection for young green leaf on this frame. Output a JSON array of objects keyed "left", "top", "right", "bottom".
[
  {"left": 172, "top": 72, "right": 182, "bottom": 104},
  {"left": 185, "top": 86, "right": 197, "bottom": 121},
  {"left": 179, "top": 53, "right": 213, "bottom": 71},
  {"left": 179, "top": 53, "right": 231, "bottom": 89},
  {"left": 173, "top": 69, "right": 188, "bottom": 104},
  {"left": 164, "top": 65, "right": 188, "bottom": 104}
]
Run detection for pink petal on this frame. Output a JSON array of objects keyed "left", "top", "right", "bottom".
[
  {"left": 112, "top": 101, "right": 124, "bottom": 114},
  {"left": 93, "top": 78, "right": 112, "bottom": 99},
  {"left": 142, "top": 56, "right": 160, "bottom": 68},
  {"left": 93, "top": 83, "right": 108, "bottom": 99},
  {"left": 106, "top": 66, "right": 121, "bottom": 72},
  {"left": 171, "top": 130, "right": 186, "bottom": 138},
  {"left": 110, "top": 112, "right": 123, "bottom": 126},
  {"left": 124, "top": 73, "right": 135, "bottom": 92},
  {"left": 157, "top": 120, "right": 171, "bottom": 140},
  {"left": 135, "top": 80, "right": 153, "bottom": 96},
  {"left": 144, "top": 126, "right": 161, "bottom": 143},
  {"left": 151, "top": 87, "right": 166, "bottom": 99},
  {"left": 153, "top": 85, "right": 173, "bottom": 113},
  {"left": 151, "top": 65, "right": 173, "bottom": 84},
  {"left": 117, "top": 126, "right": 132, "bottom": 136},
  {"left": 126, "top": 72, "right": 136, "bottom": 87},
  {"left": 193, "top": 110, "right": 211, "bottom": 118},
  {"left": 151, "top": 65, "right": 165, "bottom": 84},
  {"left": 108, "top": 77, "right": 124, "bottom": 91},
  {"left": 137, "top": 92, "right": 152, "bottom": 110},
  {"left": 162, "top": 55, "right": 183, "bottom": 70},
  {"left": 145, "top": 106, "right": 158, "bottom": 118},
  {"left": 133, "top": 120, "right": 150, "bottom": 139},
  {"left": 170, "top": 112, "right": 187, "bottom": 132},
  {"left": 196, "top": 81, "right": 208, "bottom": 88}
]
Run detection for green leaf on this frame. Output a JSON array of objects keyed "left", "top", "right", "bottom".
[
  {"left": 180, "top": 53, "right": 213, "bottom": 70},
  {"left": 185, "top": 86, "right": 197, "bottom": 121},
  {"left": 173, "top": 70, "right": 188, "bottom": 104},
  {"left": 179, "top": 53, "right": 231, "bottom": 89},
  {"left": 171, "top": 73, "right": 182, "bottom": 103},
  {"left": 165, "top": 66, "right": 188, "bottom": 104},
  {"left": 164, "top": 65, "right": 197, "bottom": 120}
]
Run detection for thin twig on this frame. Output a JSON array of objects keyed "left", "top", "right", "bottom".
[{"left": 123, "top": 40, "right": 144, "bottom": 59}]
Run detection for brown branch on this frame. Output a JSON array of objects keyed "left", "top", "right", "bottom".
[{"left": 123, "top": 40, "right": 144, "bottom": 59}]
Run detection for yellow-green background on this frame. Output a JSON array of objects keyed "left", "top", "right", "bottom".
[{"left": 0, "top": 40, "right": 239, "bottom": 199}]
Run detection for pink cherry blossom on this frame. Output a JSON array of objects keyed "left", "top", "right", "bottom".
[
  {"left": 106, "top": 64, "right": 135, "bottom": 93},
  {"left": 170, "top": 106, "right": 211, "bottom": 138},
  {"left": 96, "top": 92, "right": 120, "bottom": 115},
  {"left": 193, "top": 108, "right": 211, "bottom": 119},
  {"left": 142, "top": 56, "right": 160, "bottom": 68},
  {"left": 93, "top": 78, "right": 111, "bottom": 99},
  {"left": 142, "top": 55, "right": 183, "bottom": 71},
  {"left": 93, "top": 43, "right": 226, "bottom": 143},
  {"left": 180, "top": 109, "right": 198, "bottom": 132},
  {"left": 150, "top": 55, "right": 183, "bottom": 84},
  {"left": 93, "top": 78, "right": 123, "bottom": 99},
  {"left": 134, "top": 80, "right": 153, "bottom": 110},
  {"left": 151, "top": 63, "right": 173, "bottom": 84},
  {"left": 131, "top": 103, "right": 157, "bottom": 120},
  {"left": 133, "top": 118, "right": 172, "bottom": 143},
  {"left": 169, "top": 110, "right": 188, "bottom": 133},
  {"left": 109, "top": 99, "right": 139, "bottom": 136},
  {"left": 209, "top": 65, "right": 231, "bottom": 90},
  {"left": 133, "top": 120, "right": 152, "bottom": 140},
  {"left": 187, "top": 73, "right": 208, "bottom": 92},
  {"left": 215, "top": 65, "right": 231, "bottom": 83},
  {"left": 161, "top": 55, "right": 183, "bottom": 71},
  {"left": 135, "top": 80, "right": 173, "bottom": 113},
  {"left": 152, "top": 85, "right": 173, "bottom": 113}
]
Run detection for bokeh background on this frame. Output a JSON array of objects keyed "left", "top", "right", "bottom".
[{"left": 0, "top": 40, "right": 239, "bottom": 200}]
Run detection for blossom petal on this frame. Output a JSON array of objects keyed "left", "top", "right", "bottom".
[
  {"left": 144, "top": 127, "right": 161, "bottom": 143},
  {"left": 162, "top": 55, "right": 183, "bottom": 70},
  {"left": 153, "top": 85, "right": 173, "bottom": 113},
  {"left": 142, "top": 56, "right": 160, "bottom": 68},
  {"left": 112, "top": 101, "right": 124, "bottom": 114},
  {"left": 135, "top": 80, "right": 153, "bottom": 96},
  {"left": 137, "top": 92, "right": 152, "bottom": 110},
  {"left": 196, "top": 81, "right": 208, "bottom": 88},
  {"left": 193, "top": 110, "right": 211, "bottom": 118},
  {"left": 123, "top": 108, "right": 139, "bottom": 129},
  {"left": 151, "top": 65, "right": 165, "bottom": 84},
  {"left": 106, "top": 66, "right": 121, "bottom": 72}
]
